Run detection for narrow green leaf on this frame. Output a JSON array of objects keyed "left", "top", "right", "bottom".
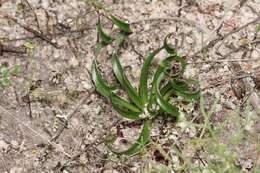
[
  {"left": 147, "top": 85, "right": 176, "bottom": 117},
  {"left": 110, "top": 93, "right": 142, "bottom": 112},
  {"left": 109, "top": 82, "right": 121, "bottom": 91},
  {"left": 147, "top": 58, "right": 171, "bottom": 116},
  {"left": 139, "top": 47, "right": 164, "bottom": 103},
  {"left": 110, "top": 99, "right": 142, "bottom": 120},
  {"left": 91, "top": 42, "right": 112, "bottom": 97},
  {"left": 91, "top": 59, "right": 111, "bottom": 97},
  {"left": 97, "top": 23, "right": 112, "bottom": 45},
  {"left": 91, "top": 35, "right": 142, "bottom": 119},
  {"left": 106, "top": 120, "right": 150, "bottom": 156},
  {"left": 161, "top": 87, "right": 175, "bottom": 101},
  {"left": 92, "top": 45, "right": 141, "bottom": 120},
  {"left": 111, "top": 15, "right": 132, "bottom": 34},
  {"left": 150, "top": 55, "right": 187, "bottom": 95},
  {"left": 112, "top": 53, "right": 143, "bottom": 109},
  {"left": 111, "top": 105, "right": 141, "bottom": 120},
  {"left": 160, "top": 82, "right": 173, "bottom": 97}
]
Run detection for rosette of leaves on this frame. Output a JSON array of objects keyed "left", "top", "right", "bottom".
[{"left": 92, "top": 15, "right": 200, "bottom": 156}]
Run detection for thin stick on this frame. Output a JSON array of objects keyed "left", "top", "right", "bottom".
[
  {"left": 0, "top": 42, "right": 26, "bottom": 55},
  {"left": 0, "top": 156, "right": 9, "bottom": 173},
  {"left": 0, "top": 105, "right": 72, "bottom": 158},
  {"left": 0, "top": 26, "right": 92, "bottom": 43},
  {"left": 130, "top": 17, "right": 208, "bottom": 33},
  {"left": 190, "top": 16, "right": 260, "bottom": 58},
  {"left": 190, "top": 58, "right": 260, "bottom": 64},
  {"left": 23, "top": 0, "right": 40, "bottom": 29},
  {"left": 50, "top": 93, "right": 91, "bottom": 142},
  {"left": 58, "top": 119, "right": 121, "bottom": 170},
  {"left": 202, "top": 71, "right": 260, "bottom": 90},
  {"left": 1, "top": 15, "right": 60, "bottom": 49},
  {"left": 202, "top": 0, "right": 242, "bottom": 45}
]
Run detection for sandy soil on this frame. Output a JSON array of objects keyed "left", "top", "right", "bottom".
[{"left": 0, "top": 0, "right": 259, "bottom": 172}]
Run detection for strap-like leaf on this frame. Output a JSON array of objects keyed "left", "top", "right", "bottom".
[
  {"left": 92, "top": 59, "right": 111, "bottom": 97},
  {"left": 91, "top": 43, "right": 111, "bottom": 97},
  {"left": 112, "top": 53, "right": 144, "bottom": 110},
  {"left": 97, "top": 23, "right": 112, "bottom": 45},
  {"left": 92, "top": 43, "right": 142, "bottom": 119},
  {"left": 111, "top": 15, "right": 132, "bottom": 34},
  {"left": 110, "top": 93, "right": 142, "bottom": 120},
  {"left": 106, "top": 120, "right": 150, "bottom": 156},
  {"left": 110, "top": 93, "right": 141, "bottom": 112},
  {"left": 110, "top": 103, "right": 142, "bottom": 120},
  {"left": 147, "top": 83, "right": 177, "bottom": 117},
  {"left": 139, "top": 47, "right": 164, "bottom": 103}
]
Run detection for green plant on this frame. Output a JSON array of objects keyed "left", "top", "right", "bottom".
[
  {"left": 135, "top": 95, "right": 259, "bottom": 172},
  {"left": 0, "top": 64, "right": 21, "bottom": 87},
  {"left": 23, "top": 41, "right": 34, "bottom": 50},
  {"left": 171, "top": 96, "right": 259, "bottom": 173},
  {"left": 91, "top": 15, "right": 200, "bottom": 156},
  {"left": 256, "top": 24, "right": 260, "bottom": 32}
]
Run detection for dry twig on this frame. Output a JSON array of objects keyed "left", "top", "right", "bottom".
[
  {"left": 0, "top": 105, "right": 72, "bottom": 158},
  {"left": 1, "top": 15, "right": 60, "bottom": 48},
  {"left": 130, "top": 16, "right": 208, "bottom": 33},
  {"left": 190, "top": 16, "right": 260, "bottom": 58},
  {"left": 50, "top": 92, "right": 92, "bottom": 142}
]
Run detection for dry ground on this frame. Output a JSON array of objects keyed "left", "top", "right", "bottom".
[{"left": 0, "top": 0, "right": 259, "bottom": 172}]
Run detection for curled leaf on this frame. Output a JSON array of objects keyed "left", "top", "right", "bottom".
[
  {"left": 151, "top": 56, "right": 181, "bottom": 94},
  {"left": 163, "top": 55, "right": 187, "bottom": 78},
  {"left": 163, "top": 33, "right": 176, "bottom": 54},
  {"left": 170, "top": 78, "right": 200, "bottom": 100},
  {"left": 151, "top": 56, "right": 181, "bottom": 118},
  {"left": 156, "top": 74, "right": 179, "bottom": 118}
]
